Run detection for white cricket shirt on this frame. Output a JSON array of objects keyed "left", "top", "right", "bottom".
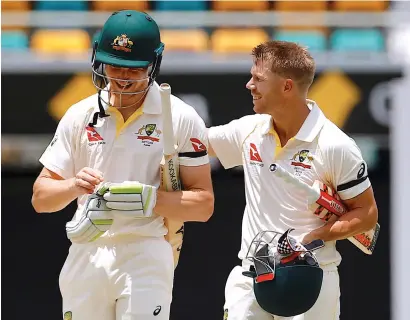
[
  {"left": 40, "top": 82, "right": 209, "bottom": 240},
  {"left": 208, "top": 100, "right": 371, "bottom": 267}
]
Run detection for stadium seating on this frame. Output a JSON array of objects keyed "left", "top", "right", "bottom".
[
  {"left": 211, "top": 28, "right": 269, "bottom": 53},
  {"left": 34, "top": 1, "right": 88, "bottom": 11},
  {"left": 212, "top": 0, "right": 269, "bottom": 11},
  {"left": 332, "top": 1, "right": 388, "bottom": 11},
  {"left": 91, "top": 1, "right": 148, "bottom": 11},
  {"left": 274, "top": 30, "right": 327, "bottom": 51},
  {"left": 272, "top": 1, "right": 328, "bottom": 32},
  {"left": 155, "top": 1, "right": 207, "bottom": 11},
  {"left": 0, "top": 0, "right": 390, "bottom": 55},
  {"left": 31, "top": 29, "right": 91, "bottom": 54},
  {"left": 330, "top": 29, "right": 385, "bottom": 51},
  {"left": 1, "top": 1, "right": 29, "bottom": 10},
  {"left": 161, "top": 29, "right": 209, "bottom": 52},
  {"left": 1, "top": 30, "right": 29, "bottom": 50},
  {"left": 274, "top": 1, "right": 328, "bottom": 11}
]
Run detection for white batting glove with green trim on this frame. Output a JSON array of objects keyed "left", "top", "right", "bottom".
[
  {"left": 102, "top": 181, "right": 157, "bottom": 219},
  {"left": 65, "top": 184, "right": 114, "bottom": 243}
]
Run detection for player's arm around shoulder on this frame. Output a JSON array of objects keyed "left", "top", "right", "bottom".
[
  {"left": 154, "top": 99, "right": 214, "bottom": 222},
  {"left": 304, "top": 134, "right": 379, "bottom": 243},
  {"left": 207, "top": 114, "right": 264, "bottom": 168}
]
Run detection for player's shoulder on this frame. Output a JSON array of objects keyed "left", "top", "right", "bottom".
[
  {"left": 61, "top": 92, "right": 99, "bottom": 122},
  {"left": 209, "top": 113, "right": 269, "bottom": 137},
  {"left": 318, "top": 118, "right": 360, "bottom": 154},
  {"left": 237, "top": 113, "right": 269, "bottom": 123},
  {"left": 170, "top": 94, "right": 203, "bottom": 123},
  {"left": 235, "top": 113, "right": 270, "bottom": 134},
  {"left": 247, "top": 113, "right": 271, "bottom": 125}
]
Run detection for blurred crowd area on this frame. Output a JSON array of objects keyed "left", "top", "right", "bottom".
[
  {"left": 2, "top": 1, "right": 410, "bottom": 170},
  {"left": 1, "top": 0, "right": 410, "bottom": 58}
]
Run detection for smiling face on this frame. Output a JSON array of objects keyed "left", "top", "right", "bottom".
[
  {"left": 105, "top": 64, "right": 149, "bottom": 94},
  {"left": 104, "top": 64, "right": 150, "bottom": 107},
  {"left": 246, "top": 41, "right": 316, "bottom": 115},
  {"left": 246, "top": 59, "right": 292, "bottom": 114}
]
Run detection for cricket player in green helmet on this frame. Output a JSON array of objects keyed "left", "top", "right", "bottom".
[{"left": 32, "top": 10, "right": 214, "bottom": 320}]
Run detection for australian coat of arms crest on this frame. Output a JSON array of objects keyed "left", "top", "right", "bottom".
[{"left": 112, "top": 34, "right": 133, "bottom": 52}]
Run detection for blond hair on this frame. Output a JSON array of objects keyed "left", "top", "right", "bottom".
[{"left": 252, "top": 40, "right": 316, "bottom": 89}]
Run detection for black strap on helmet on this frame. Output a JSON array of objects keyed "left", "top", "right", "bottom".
[
  {"left": 88, "top": 40, "right": 110, "bottom": 127},
  {"left": 88, "top": 90, "right": 110, "bottom": 127}
]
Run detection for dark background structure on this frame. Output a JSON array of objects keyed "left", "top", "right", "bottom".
[{"left": 2, "top": 71, "right": 393, "bottom": 320}]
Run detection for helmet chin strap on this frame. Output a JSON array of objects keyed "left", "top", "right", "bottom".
[
  {"left": 88, "top": 86, "right": 150, "bottom": 127},
  {"left": 88, "top": 90, "right": 110, "bottom": 127}
]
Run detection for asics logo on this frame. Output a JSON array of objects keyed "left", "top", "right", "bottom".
[{"left": 153, "top": 305, "right": 161, "bottom": 316}]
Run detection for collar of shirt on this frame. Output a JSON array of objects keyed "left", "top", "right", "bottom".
[
  {"left": 261, "top": 100, "right": 326, "bottom": 143},
  {"left": 97, "top": 81, "right": 162, "bottom": 115}
]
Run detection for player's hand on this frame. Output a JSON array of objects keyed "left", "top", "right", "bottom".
[
  {"left": 100, "top": 181, "right": 157, "bottom": 219},
  {"left": 65, "top": 185, "right": 113, "bottom": 243},
  {"left": 301, "top": 231, "right": 320, "bottom": 245},
  {"left": 309, "top": 180, "right": 345, "bottom": 223},
  {"left": 72, "top": 167, "right": 104, "bottom": 195}
]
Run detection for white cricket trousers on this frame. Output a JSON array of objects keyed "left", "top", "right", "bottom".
[
  {"left": 59, "top": 236, "right": 174, "bottom": 320},
  {"left": 224, "top": 263, "right": 340, "bottom": 320}
]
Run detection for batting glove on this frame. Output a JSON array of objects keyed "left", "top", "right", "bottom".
[
  {"left": 101, "top": 181, "right": 157, "bottom": 219},
  {"left": 65, "top": 184, "right": 114, "bottom": 243}
]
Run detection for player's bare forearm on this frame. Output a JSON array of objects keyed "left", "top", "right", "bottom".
[
  {"left": 303, "top": 187, "right": 378, "bottom": 243},
  {"left": 304, "top": 206, "right": 378, "bottom": 243},
  {"left": 32, "top": 167, "right": 101, "bottom": 213},
  {"left": 154, "top": 188, "right": 214, "bottom": 222},
  {"left": 32, "top": 176, "right": 80, "bottom": 213}
]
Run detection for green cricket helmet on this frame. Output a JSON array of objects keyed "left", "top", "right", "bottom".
[
  {"left": 90, "top": 10, "right": 164, "bottom": 126},
  {"left": 243, "top": 229, "right": 325, "bottom": 317},
  {"left": 93, "top": 10, "right": 164, "bottom": 68}
]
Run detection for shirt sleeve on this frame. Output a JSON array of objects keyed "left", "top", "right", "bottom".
[
  {"left": 207, "top": 115, "right": 254, "bottom": 169},
  {"left": 39, "top": 108, "right": 76, "bottom": 179},
  {"left": 176, "top": 105, "right": 209, "bottom": 167},
  {"left": 326, "top": 137, "right": 371, "bottom": 200}
]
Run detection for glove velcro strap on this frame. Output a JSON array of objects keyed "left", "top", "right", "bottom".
[
  {"left": 96, "top": 182, "right": 111, "bottom": 196},
  {"left": 103, "top": 193, "right": 142, "bottom": 202}
]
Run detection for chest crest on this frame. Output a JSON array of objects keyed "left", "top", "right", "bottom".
[
  {"left": 135, "top": 123, "right": 162, "bottom": 147},
  {"left": 289, "top": 149, "right": 315, "bottom": 176}
]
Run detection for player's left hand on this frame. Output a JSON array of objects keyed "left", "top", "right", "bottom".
[{"left": 99, "top": 181, "right": 157, "bottom": 219}]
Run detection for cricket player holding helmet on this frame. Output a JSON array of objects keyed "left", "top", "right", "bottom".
[
  {"left": 207, "top": 41, "right": 378, "bottom": 319},
  {"left": 243, "top": 229, "right": 325, "bottom": 317},
  {"left": 32, "top": 10, "right": 214, "bottom": 320}
]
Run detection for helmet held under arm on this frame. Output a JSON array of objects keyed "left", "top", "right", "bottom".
[{"left": 243, "top": 229, "right": 325, "bottom": 317}]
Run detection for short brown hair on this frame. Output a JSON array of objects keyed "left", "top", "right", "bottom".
[{"left": 252, "top": 40, "right": 316, "bottom": 89}]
